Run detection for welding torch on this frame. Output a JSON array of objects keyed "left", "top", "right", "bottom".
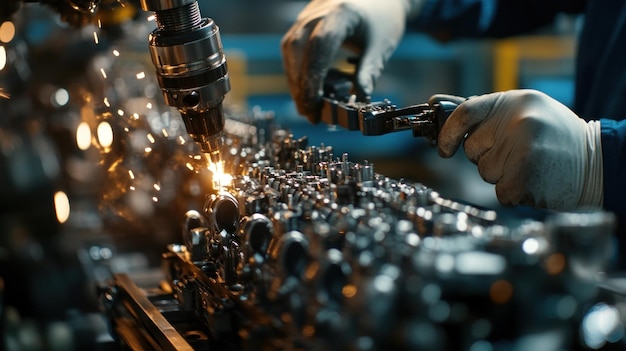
[
  {"left": 7, "top": 0, "right": 231, "bottom": 165},
  {"left": 320, "top": 69, "right": 464, "bottom": 145},
  {"left": 140, "top": 0, "right": 230, "bottom": 166}
]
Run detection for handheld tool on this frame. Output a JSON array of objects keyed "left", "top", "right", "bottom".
[{"left": 320, "top": 69, "right": 463, "bottom": 145}]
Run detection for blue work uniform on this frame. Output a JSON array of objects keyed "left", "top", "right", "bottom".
[{"left": 411, "top": 0, "right": 626, "bottom": 237}]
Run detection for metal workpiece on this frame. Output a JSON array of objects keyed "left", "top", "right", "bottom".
[{"left": 100, "top": 111, "right": 620, "bottom": 350}]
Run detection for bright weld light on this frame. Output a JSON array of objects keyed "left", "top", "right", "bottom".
[
  {"left": 100, "top": 68, "right": 107, "bottom": 79},
  {"left": 103, "top": 97, "right": 110, "bottom": 107},
  {"left": 208, "top": 161, "right": 233, "bottom": 188},
  {"left": 146, "top": 102, "right": 152, "bottom": 109},
  {"left": 131, "top": 113, "right": 139, "bottom": 120},
  {"left": 128, "top": 170, "right": 135, "bottom": 179},
  {"left": 97, "top": 19, "right": 102, "bottom": 28},
  {"left": 162, "top": 129, "right": 169, "bottom": 138},
  {"left": 130, "top": 186, "right": 136, "bottom": 191},
  {"left": 0, "top": 46, "right": 6, "bottom": 71},
  {"left": 76, "top": 122, "right": 91, "bottom": 150},
  {"left": 152, "top": 196, "right": 158, "bottom": 202},
  {"left": 145, "top": 147, "right": 152, "bottom": 153},
  {"left": 147, "top": 133, "right": 155, "bottom": 143},
  {"left": 136, "top": 72, "right": 145, "bottom": 79},
  {"left": 147, "top": 14, "right": 156, "bottom": 21},
  {"left": 54, "top": 191, "right": 70, "bottom": 224},
  {"left": 93, "top": 31, "right": 99, "bottom": 44},
  {"left": 0, "top": 21, "right": 15, "bottom": 43},
  {"left": 117, "top": 109, "right": 124, "bottom": 116},
  {"left": 97, "top": 121, "right": 113, "bottom": 148},
  {"left": 178, "top": 136, "right": 186, "bottom": 144},
  {"left": 153, "top": 184, "right": 161, "bottom": 191},
  {"left": 112, "top": 49, "right": 120, "bottom": 56},
  {"left": 186, "top": 163, "right": 194, "bottom": 171}
]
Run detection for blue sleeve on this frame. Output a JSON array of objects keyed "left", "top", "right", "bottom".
[
  {"left": 601, "top": 119, "right": 626, "bottom": 227},
  {"left": 409, "top": 0, "right": 586, "bottom": 41}
]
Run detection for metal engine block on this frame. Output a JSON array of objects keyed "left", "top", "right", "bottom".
[{"left": 100, "top": 110, "right": 618, "bottom": 351}]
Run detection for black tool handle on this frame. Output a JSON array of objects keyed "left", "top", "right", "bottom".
[{"left": 413, "top": 95, "right": 465, "bottom": 145}]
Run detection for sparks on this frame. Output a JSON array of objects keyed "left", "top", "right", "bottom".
[
  {"left": 93, "top": 31, "right": 99, "bottom": 44},
  {"left": 136, "top": 72, "right": 145, "bottom": 79},
  {"left": 113, "top": 49, "right": 120, "bottom": 57},
  {"left": 100, "top": 68, "right": 107, "bottom": 79},
  {"left": 0, "top": 89, "right": 9, "bottom": 99},
  {"left": 208, "top": 161, "right": 233, "bottom": 189}
]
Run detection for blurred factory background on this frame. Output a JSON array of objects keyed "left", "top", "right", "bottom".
[{"left": 0, "top": 1, "right": 586, "bottom": 350}]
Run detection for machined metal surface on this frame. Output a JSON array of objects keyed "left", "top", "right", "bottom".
[{"left": 101, "top": 112, "right": 618, "bottom": 350}]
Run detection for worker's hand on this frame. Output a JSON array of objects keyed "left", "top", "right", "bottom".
[
  {"left": 281, "top": 0, "right": 421, "bottom": 123},
  {"left": 438, "top": 89, "right": 603, "bottom": 210}
]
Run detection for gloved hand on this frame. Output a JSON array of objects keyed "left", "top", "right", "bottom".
[
  {"left": 437, "top": 89, "right": 603, "bottom": 210},
  {"left": 281, "top": 0, "right": 423, "bottom": 123}
]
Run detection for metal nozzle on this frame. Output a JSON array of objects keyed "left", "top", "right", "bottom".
[{"left": 140, "top": 0, "right": 230, "bottom": 164}]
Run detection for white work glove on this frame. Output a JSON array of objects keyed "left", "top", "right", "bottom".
[
  {"left": 281, "top": 0, "right": 423, "bottom": 123},
  {"left": 438, "top": 89, "right": 603, "bottom": 210}
]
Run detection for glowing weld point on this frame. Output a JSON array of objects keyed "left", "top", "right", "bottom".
[
  {"left": 128, "top": 170, "right": 135, "bottom": 180},
  {"left": 100, "top": 68, "right": 107, "bottom": 79},
  {"left": 145, "top": 147, "right": 152, "bottom": 153},
  {"left": 117, "top": 109, "right": 124, "bottom": 116},
  {"left": 186, "top": 163, "right": 194, "bottom": 171},
  {"left": 153, "top": 184, "right": 161, "bottom": 191},
  {"left": 208, "top": 161, "right": 233, "bottom": 189},
  {"left": 103, "top": 97, "right": 110, "bottom": 107},
  {"left": 93, "top": 31, "right": 99, "bottom": 44},
  {"left": 136, "top": 72, "right": 145, "bottom": 79},
  {"left": 131, "top": 113, "right": 139, "bottom": 120},
  {"left": 147, "top": 133, "right": 155, "bottom": 143},
  {"left": 97, "top": 19, "right": 102, "bottom": 28},
  {"left": 129, "top": 186, "right": 136, "bottom": 191},
  {"left": 113, "top": 50, "right": 120, "bottom": 57},
  {"left": 152, "top": 196, "right": 158, "bottom": 202},
  {"left": 146, "top": 102, "right": 153, "bottom": 109}
]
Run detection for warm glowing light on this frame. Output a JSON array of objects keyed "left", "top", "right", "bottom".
[
  {"left": 0, "top": 21, "right": 15, "bottom": 43},
  {"left": 136, "top": 72, "right": 145, "bottom": 79},
  {"left": 147, "top": 14, "right": 156, "bottom": 21},
  {"left": 147, "top": 133, "right": 155, "bottom": 143},
  {"left": 100, "top": 68, "right": 107, "bottom": 79},
  {"left": 128, "top": 170, "right": 135, "bottom": 179},
  {"left": 0, "top": 88, "right": 9, "bottom": 99},
  {"left": 208, "top": 161, "right": 233, "bottom": 188},
  {"left": 145, "top": 147, "right": 152, "bottom": 153},
  {"left": 545, "top": 253, "right": 566, "bottom": 275},
  {"left": 113, "top": 49, "right": 120, "bottom": 56},
  {"left": 131, "top": 113, "right": 139, "bottom": 120},
  {"left": 97, "top": 121, "right": 114, "bottom": 148},
  {"left": 153, "top": 184, "right": 161, "bottom": 191},
  {"left": 54, "top": 191, "right": 70, "bottom": 224},
  {"left": 186, "top": 163, "right": 194, "bottom": 171},
  {"left": 76, "top": 122, "right": 92, "bottom": 150},
  {"left": 342, "top": 284, "right": 357, "bottom": 298},
  {"left": 103, "top": 97, "right": 110, "bottom": 107},
  {"left": 0, "top": 46, "right": 6, "bottom": 71},
  {"left": 489, "top": 280, "right": 513, "bottom": 304},
  {"left": 117, "top": 109, "right": 124, "bottom": 116},
  {"left": 93, "top": 31, "right": 99, "bottom": 44},
  {"left": 53, "top": 88, "right": 70, "bottom": 106},
  {"left": 152, "top": 196, "right": 158, "bottom": 202},
  {"left": 146, "top": 102, "right": 153, "bottom": 109}
]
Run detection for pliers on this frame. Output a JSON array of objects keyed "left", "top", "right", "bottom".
[{"left": 320, "top": 69, "right": 463, "bottom": 145}]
